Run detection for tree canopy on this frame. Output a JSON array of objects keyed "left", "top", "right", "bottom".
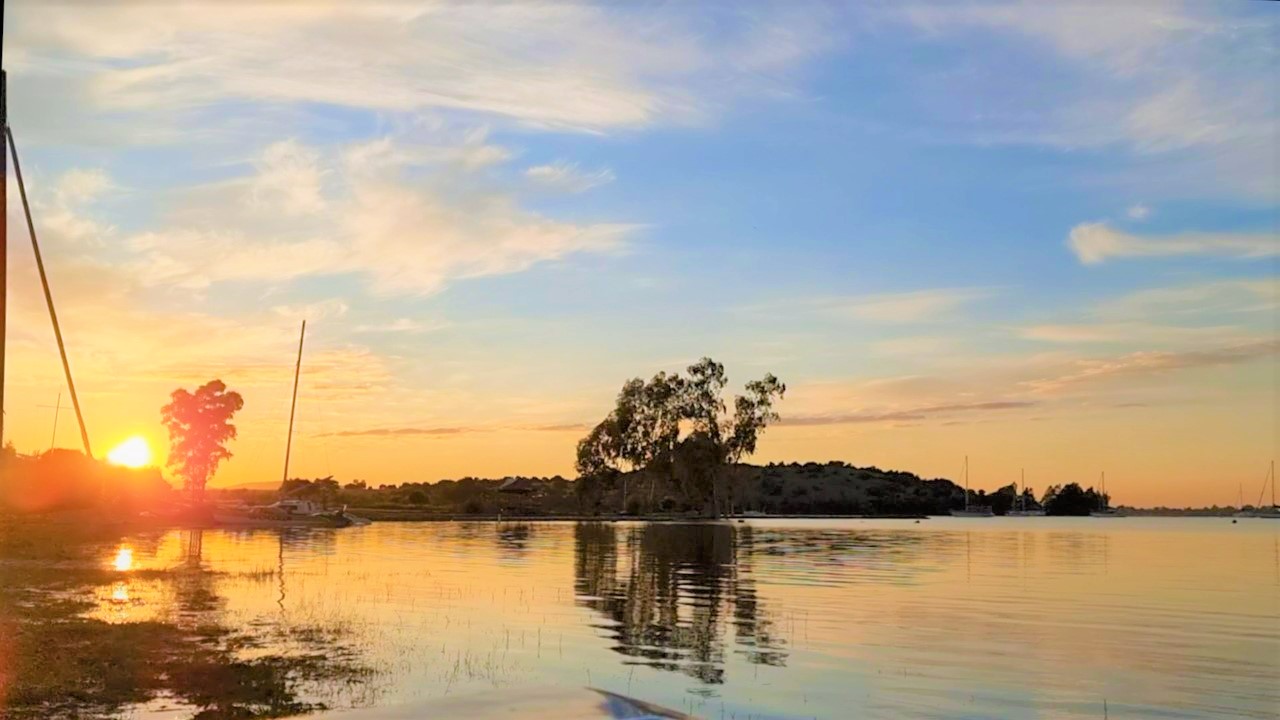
[
  {"left": 577, "top": 358, "right": 785, "bottom": 517},
  {"left": 161, "top": 380, "right": 244, "bottom": 501}
]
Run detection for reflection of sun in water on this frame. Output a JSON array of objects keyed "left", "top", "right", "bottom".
[
  {"left": 113, "top": 546, "right": 134, "bottom": 572},
  {"left": 106, "top": 436, "right": 152, "bottom": 468},
  {"left": 111, "top": 582, "right": 129, "bottom": 604}
]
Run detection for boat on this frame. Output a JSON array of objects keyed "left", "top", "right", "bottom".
[
  {"left": 216, "top": 322, "right": 369, "bottom": 529},
  {"left": 1090, "top": 471, "right": 1121, "bottom": 517},
  {"left": 1006, "top": 468, "right": 1045, "bottom": 516},
  {"left": 1242, "top": 461, "right": 1279, "bottom": 518},
  {"left": 951, "top": 456, "right": 993, "bottom": 517}
]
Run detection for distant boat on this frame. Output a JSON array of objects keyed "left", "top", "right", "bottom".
[
  {"left": 1090, "top": 471, "right": 1121, "bottom": 517},
  {"left": 951, "top": 456, "right": 993, "bottom": 517},
  {"left": 1007, "top": 468, "right": 1045, "bottom": 517},
  {"left": 1242, "top": 461, "right": 1279, "bottom": 519}
]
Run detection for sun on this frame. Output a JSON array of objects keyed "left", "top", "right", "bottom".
[{"left": 106, "top": 436, "right": 153, "bottom": 468}]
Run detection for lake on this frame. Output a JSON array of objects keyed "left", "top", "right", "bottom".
[{"left": 68, "top": 518, "right": 1280, "bottom": 718}]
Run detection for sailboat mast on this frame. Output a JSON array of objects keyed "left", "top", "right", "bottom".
[
  {"left": 281, "top": 320, "right": 306, "bottom": 485},
  {"left": 964, "top": 455, "right": 970, "bottom": 511},
  {"left": 0, "top": 3, "right": 8, "bottom": 450}
]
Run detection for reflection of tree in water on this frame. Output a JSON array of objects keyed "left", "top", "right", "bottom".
[{"left": 574, "top": 523, "right": 787, "bottom": 684}]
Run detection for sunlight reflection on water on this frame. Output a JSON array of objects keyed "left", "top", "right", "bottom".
[{"left": 86, "top": 518, "right": 1280, "bottom": 719}]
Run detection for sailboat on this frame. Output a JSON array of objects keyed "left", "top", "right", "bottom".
[
  {"left": 1090, "top": 471, "right": 1121, "bottom": 517},
  {"left": 217, "top": 322, "right": 368, "bottom": 528},
  {"left": 1243, "top": 461, "right": 1279, "bottom": 519},
  {"left": 1007, "top": 468, "right": 1045, "bottom": 516},
  {"left": 950, "top": 456, "right": 993, "bottom": 517}
]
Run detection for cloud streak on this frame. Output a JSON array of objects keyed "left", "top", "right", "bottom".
[
  {"left": 782, "top": 400, "right": 1036, "bottom": 427},
  {"left": 1069, "top": 223, "right": 1279, "bottom": 264}
]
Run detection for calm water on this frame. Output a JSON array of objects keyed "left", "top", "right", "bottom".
[{"left": 92, "top": 518, "right": 1278, "bottom": 718}]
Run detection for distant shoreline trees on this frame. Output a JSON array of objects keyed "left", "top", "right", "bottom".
[
  {"left": 161, "top": 380, "right": 244, "bottom": 502},
  {"left": 576, "top": 358, "right": 785, "bottom": 517}
]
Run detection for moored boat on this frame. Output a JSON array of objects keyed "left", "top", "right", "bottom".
[{"left": 951, "top": 456, "right": 993, "bottom": 517}]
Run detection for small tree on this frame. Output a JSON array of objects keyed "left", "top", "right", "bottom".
[{"left": 161, "top": 380, "right": 244, "bottom": 502}]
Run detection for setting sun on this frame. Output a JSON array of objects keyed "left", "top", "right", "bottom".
[{"left": 106, "top": 436, "right": 153, "bottom": 469}]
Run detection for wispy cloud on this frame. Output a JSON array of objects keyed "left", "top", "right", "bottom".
[
  {"left": 1068, "top": 223, "right": 1279, "bottom": 264},
  {"left": 1126, "top": 203, "right": 1150, "bottom": 220},
  {"left": 353, "top": 318, "right": 446, "bottom": 335},
  {"left": 890, "top": 3, "right": 1277, "bottom": 200},
  {"left": 829, "top": 288, "right": 993, "bottom": 324},
  {"left": 1024, "top": 340, "right": 1280, "bottom": 395},
  {"left": 525, "top": 161, "right": 615, "bottom": 193},
  {"left": 782, "top": 400, "right": 1036, "bottom": 427},
  {"left": 10, "top": 3, "right": 831, "bottom": 137}
]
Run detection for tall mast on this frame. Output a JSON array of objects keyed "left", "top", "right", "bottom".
[
  {"left": 964, "top": 455, "right": 969, "bottom": 511},
  {"left": 1, "top": 1, "right": 9, "bottom": 450},
  {"left": 9, "top": 128, "right": 92, "bottom": 457},
  {"left": 281, "top": 320, "right": 306, "bottom": 485}
]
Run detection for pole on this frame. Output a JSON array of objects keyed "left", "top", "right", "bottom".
[
  {"left": 1, "top": 2, "right": 9, "bottom": 451},
  {"left": 282, "top": 320, "right": 305, "bottom": 485},
  {"left": 7, "top": 128, "right": 92, "bottom": 457}
]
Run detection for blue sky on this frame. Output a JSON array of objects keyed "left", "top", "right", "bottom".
[{"left": 3, "top": 1, "right": 1276, "bottom": 503}]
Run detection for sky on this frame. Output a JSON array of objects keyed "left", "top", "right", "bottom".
[{"left": 2, "top": 1, "right": 1276, "bottom": 506}]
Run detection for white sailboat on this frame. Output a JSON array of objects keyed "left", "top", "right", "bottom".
[
  {"left": 951, "top": 456, "right": 993, "bottom": 517},
  {"left": 1007, "top": 468, "right": 1045, "bottom": 516},
  {"left": 1090, "top": 471, "right": 1121, "bottom": 517}
]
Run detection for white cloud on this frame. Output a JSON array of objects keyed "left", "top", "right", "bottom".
[
  {"left": 120, "top": 137, "right": 636, "bottom": 295},
  {"left": 1068, "top": 222, "right": 1279, "bottom": 264},
  {"left": 8, "top": 2, "right": 829, "bottom": 137},
  {"left": 525, "top": 161, "right": 616, "bottom": 193},
  {"left": 1126, "top": 204, "right": 1150, "bottom": 220}
]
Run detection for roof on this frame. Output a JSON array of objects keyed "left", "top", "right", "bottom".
[{"left": 498, "top": 477, "right": 536, "bottom": 494}]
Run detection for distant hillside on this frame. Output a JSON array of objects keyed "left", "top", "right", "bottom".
[
  {"left": 727, "top": 461, "right": 962, "bottom": 515},
  {"left": 266, "top": 461, "right": 973, "bottom": 517}
]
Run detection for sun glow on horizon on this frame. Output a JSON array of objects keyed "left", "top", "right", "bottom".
[{"left": 106, "top": 436, "right": 153, "bottom": 469}]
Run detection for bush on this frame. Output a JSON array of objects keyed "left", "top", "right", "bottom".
[{"left": 408, "top": 490, "right": 427, "bottom": 505}]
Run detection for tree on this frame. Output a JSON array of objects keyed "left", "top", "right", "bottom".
[
  {"left": 1043, "top": 482, "right": 1103, "bottom": 516},
  {"left": 577, "top": 358, "right": 785, "bottom": 517},
  {"left": 161, "top": 380, "right": 244, "bottom": 501}
]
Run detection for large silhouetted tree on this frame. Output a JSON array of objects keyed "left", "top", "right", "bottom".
[
  {"left": 578, "top": 358, "right": 785, "bottom": 517},
  {"left": 161, "top": 380, "right": 244, "bottom": 501}
]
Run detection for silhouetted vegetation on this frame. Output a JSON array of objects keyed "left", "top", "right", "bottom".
[
  {"left": 1042, "top": 482, "right": 1108, "bottom": 516},
  {"left": 162, "top": 380, "right": 244, "bottom": 502},
  {"left": 576, "top": 358, "right": 786, "bottom": 517}
]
